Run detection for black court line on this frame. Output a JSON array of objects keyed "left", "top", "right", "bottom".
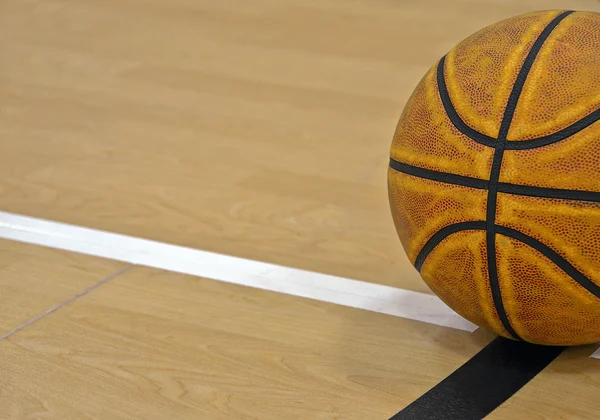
[
  {"left": 389, "top": 158, "right": 600, "bottom": 203},
  {"left": 389, "top": 337, "right": 565, "bottom": 420}
]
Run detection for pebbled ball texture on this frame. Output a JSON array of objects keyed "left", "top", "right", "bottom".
[{"left": 388, "top": 10, "right": 600, "bottom": 346}]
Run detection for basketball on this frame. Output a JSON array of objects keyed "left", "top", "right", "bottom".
[{"left": 388, "top": 10, "right": 600, "bottom": 346}]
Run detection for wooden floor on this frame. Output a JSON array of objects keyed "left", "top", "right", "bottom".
[{"left": 2, "top": 0, "right": 600, "bottom": 418}]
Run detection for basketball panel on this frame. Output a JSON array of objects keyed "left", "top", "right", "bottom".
[
  {"left": 419, "top": 230, "right": 509, "bottom": 338},
  {"left": 496, "top": 193, "right": 600, "bottom": 285},
  {"left": 387, "top": 170, "right": 487, "bottom": 264},
  {"left": 509, "top": 11, "right": 600, "bottom": 141},
  {"left": 496, "top": 234, "right": 600, "bottom": 345},
  {"left": 445, "top": 10, "right": 563, "bottom": 139},
  {"left": 501, "top": 122, "right": 600, "bottom": 192},
  {"left": 390, "top": 63, "right": 494, "bottom": 180}
]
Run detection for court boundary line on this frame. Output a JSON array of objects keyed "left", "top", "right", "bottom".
[
  {"left": 0, "top": 210, "right": 474, "bottom": 333},
  {"left": 1, "top": 210, "right": 599, "bottom": 358}
]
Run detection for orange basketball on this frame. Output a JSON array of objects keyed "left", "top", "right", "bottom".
[{"left": 388, "top": 10, "right": 600, "bottom": 346}]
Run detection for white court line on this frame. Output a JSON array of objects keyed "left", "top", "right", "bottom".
[
  {"left": 2, "top": 211, "right": 597, "bottom": 358},
  {"left": 0, "top": 210, "right": 477, "bottom": 332},
  {"left": 3, "top": 211, "right": 599, "bottom": 358}
]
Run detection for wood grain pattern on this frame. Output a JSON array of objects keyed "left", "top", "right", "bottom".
[
  {"left": 1, "top": 266, "right": 485, "bottom": 420},
  {"left": 2, "top": 0, "right": 600, "bottom": 418},
  {"left": 2, "top": 265, "right": 599, "bottom": 419},
  {"left": 0, "top": 240, "right": 125, "bottom": 334},
  {"left": 1, "top": 0, "right": 599, "bottom": 290}
]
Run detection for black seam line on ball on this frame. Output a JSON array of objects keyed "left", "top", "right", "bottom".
[
  {"left": 413, "top": 223, "right": 599, "bottom": 300},
  {"left": 389, "top": 158, "right": 488, "bottom": 190},
  {"left": 414, "top": 221, "right": 487, "bottom": 271},
  {"left": 506, "top": 107, "right": 600, "bottom": 149},
  {"left": 389, "top": 158, "right": 600, "bottom": 203},
  {"left": 487, "top": 10, "right": 574, "bottom": 341},
  {"left": 436, "top": 14, "right": 596, "bottom": 153},
  {"left": 436, "top": 56, "right": 497, "bottom": 148},
  {"left": 496, "top": 226, "right": 600, "bottom": 298},
  {"left": 497, "top": 182, "right": 600, "bottom": 203}
]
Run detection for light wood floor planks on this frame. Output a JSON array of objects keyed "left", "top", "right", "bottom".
[
  {"left": 0, "top": 239, "right": 125, "bottom": 335},
  {"left": 1, "top": 265, "right": 484, "bottom": 420},
  {"left": 1, "top": 0, "right": 598, "bottom": 289},
  {"left": 3, "top": 0, "right": 600, "bottom": 418},
  {"left": 2, "top": 263, "right": 599, "bottom": 419}
]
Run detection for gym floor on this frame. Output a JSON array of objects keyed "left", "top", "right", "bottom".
[{"left": 1, "top": 0, "right": 600, "bottom": 418}]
